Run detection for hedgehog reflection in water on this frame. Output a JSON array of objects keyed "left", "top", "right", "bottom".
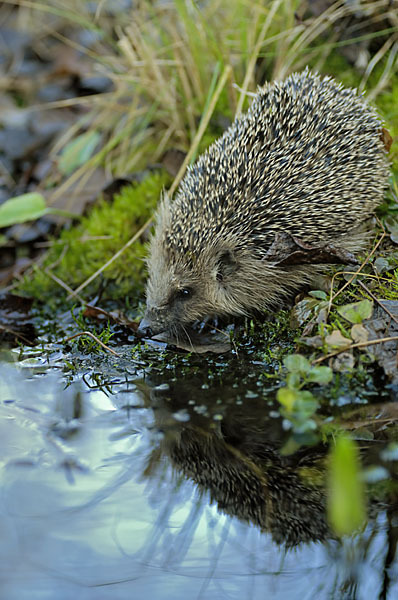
[
  {"left": 148, "top": 381, "right": 329, "bottom": 547},
  {"left": 166, "top": 422, "right": 329, "bottom": 547},
  {"left": 139, "top": 70, "right": 390, "bottom": 337}
]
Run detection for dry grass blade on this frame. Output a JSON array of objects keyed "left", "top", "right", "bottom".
[
  {"left": 235, "top": 0, "right": 283, "bottom": 116},
  {"left": 68, "top": 64, "right": 232, "bottom": 299},
  {"left": 313, "top": 336, "right": 398, "bottom": 365},
  {"left": 8, "top": 0, "right": 395, "bottom": 207},
  {"left": 359, "top": 34, "right": 397, "bottom": 93},
  {"left": 64, "top": 331, "right": 121, "bottom": 356},
  {"left": 366, "top": 39, "right": 398, "bottom": 101},
  {"left": 357, "top": 279, "right": 398, "bottom": 326},
  {"left": 169, "top": 64, "right": 232, "bottom": 195},
  {"left": 327, "top": 232, "right": 387, "bottom": 315}
]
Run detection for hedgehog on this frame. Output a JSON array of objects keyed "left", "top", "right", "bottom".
[{"left": 138, "top": 70, "right": 390, "bottom": 338}]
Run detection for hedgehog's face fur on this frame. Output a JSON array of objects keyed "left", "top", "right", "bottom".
[
  {"left": 145, "top": 240, "right": 242, "bottom": 337},
  {"left": 142, "top": 194, "right": 307, "bottom": 337},
  {"left": 143, "top": 195, "right": 247, "bottom": 336},
  {"left": 143, "top": 199, "right": 236, "bottom": 336}
]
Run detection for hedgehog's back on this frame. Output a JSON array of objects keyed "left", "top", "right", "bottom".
[{"left": 173, "top": 70, "right": 389, "bottom": 254}]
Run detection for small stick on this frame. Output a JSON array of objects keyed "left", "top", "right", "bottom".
[
  {"left": 327, "top": 231, "right": 386, "bottom": 314},
  {"left": 45, "top": 268, "right": 85, "bottom": 304},
  {"left": 67, "top": 218, "right": 151, "bottom": 300},
  {"left": 64, "top": 331, "right": 121, "bottom": 357},
  {"left": 357, "top": 279, "right": 398, "bottom": 327},
  {"left": 312, "top": 335, "right": 398, "bottom": 365},
  {"left": 68, "top": 65, "right": 232, "bottom": 300}
]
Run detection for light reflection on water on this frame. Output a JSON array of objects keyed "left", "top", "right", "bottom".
[{"left": 0, "top": 363, "right": 396, "bottom": 600}]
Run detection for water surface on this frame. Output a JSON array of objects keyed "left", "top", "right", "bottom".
[{"left": 0, "top": 345, "right": 397, "bottom": 600}]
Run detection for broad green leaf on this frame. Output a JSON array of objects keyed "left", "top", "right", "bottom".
[
  {"left": 59, "top": 131, "right": 101, "bottom": 175},
  {"left": 280, "top": 437, "right": 302, "bottom": 455},
  {"left": 337, "top": 299, "right": 373, "bottom": 324},
  {"left": 0, "top": 193, "right": 47, "bottom": 227},
  {"left": 373, "top": 257, "right": 390, "bottom": 274},
  {"left": 306, "top": 366, "right": 333, "bottom": 385},
  {"left": 283, "top": 354, "right": 310, "bottom": 374},
  {"left": 308, "top": 290, "right": 327, "bottom": 300},
  {"left": 294, "top": 391, "right": 319, "bottom": 415},
  {"left": 294, "top": 419, "right": 318, "bottom": 434},
  {"left": 385, "top": 217, "right": 398, "bottom": 244},
  {"left": 350, "top": 428, "right": 374, "bottom": 441},
  {"left": 286, "top": 372, "right": 301, "bottom": 389},
  {"left": 327, "top": 436, "right": 366, "bottom": 536},
  {"left": 277, "top": 387, "right": 299, "bottom": 411}
]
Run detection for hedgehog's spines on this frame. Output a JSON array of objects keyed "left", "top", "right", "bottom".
[{"left": 144, "top": 70, "right": 390, "bottom": 334}]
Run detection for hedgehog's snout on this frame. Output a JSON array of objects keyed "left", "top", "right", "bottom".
[
  {"left": 137, "top": 305, "right": 169, "bottom": 338},
  {"left": 136, "top": 317, "right": 155, "bottom": 339}
]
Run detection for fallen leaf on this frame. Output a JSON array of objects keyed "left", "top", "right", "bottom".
[
  {"left": 350, "top": 323, "right": 369, "bottom": 344},
  {"left": 58, "top": 131, "right": 101, "bottom": 175},
  {"left": 333, "top": 351, "right": 355, "bottom": 372},
  {"left": 363, "top": 300, "right": 398, "bottom": 386},
  {"left": 298, "top": 334, "right": 323, "bottom": 349},
  {"left": 0, "top": 293, "right": 37, "bottom": 345},
  {"left": 380, "top": 127, "right": 393, "bottom": 153},
  {"left": 264, "top": 232, "right": 358, "bottom": 266},
  {"left": 325, "top": 330, "right": 352, "bottom": 350},
  {"left": 153, "top": 329, "right": 231, "bottom": 353}
]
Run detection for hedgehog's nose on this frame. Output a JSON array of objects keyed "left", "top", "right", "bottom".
[{"left": 136, "top": 318, "right": 154, "bottom": 339}]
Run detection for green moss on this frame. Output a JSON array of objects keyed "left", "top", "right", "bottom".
[{"left": 20, "top": 170, "right": 171, "bottom": 303}]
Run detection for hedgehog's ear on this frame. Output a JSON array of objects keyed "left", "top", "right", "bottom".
[{"left": 216, "top": 249, "right": 238, "bottom": 282}]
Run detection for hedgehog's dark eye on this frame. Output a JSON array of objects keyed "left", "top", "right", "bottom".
[{"left": 176, "top": 287, "right": 193, "bottom": 300}]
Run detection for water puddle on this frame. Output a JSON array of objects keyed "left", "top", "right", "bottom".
[{"left": 0, "top": 345, "right": 397, "bottom": 599}]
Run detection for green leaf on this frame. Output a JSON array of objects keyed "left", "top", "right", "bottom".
[
  {"left": 308, "top": 290, "right": 327, "bottom": 300},
  {"left": 59, "top": 131, "right": 101, "bottom": 175},
  {"left": 277, "top": 387, "right": 299, "bottom": 411},
  {"left": 283, "top": 354, "right": 310, "bottom": 374},
  {"left": 337, "top": 299, "right": 373, "bottom": 324},
  {"left": 280, "top": 437, "right": 302, "bottom": 455},
  {"left": 0, "top": 193, "right": 47, "bottom": 227},
  {"left": 373, "top": 257, "right": 390, "bottom": 274},
  {"left": 306, "top": 366, "right": 333, "bottom": 385},
  {"left": 327, "top": 436, "right": 366, "bottom": 536},
  {"left": 294, "top": 390, "right": 318, "bottom": 414},
  {"left": 286, "top": 372, "right": 301, "bottom": 389}
]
